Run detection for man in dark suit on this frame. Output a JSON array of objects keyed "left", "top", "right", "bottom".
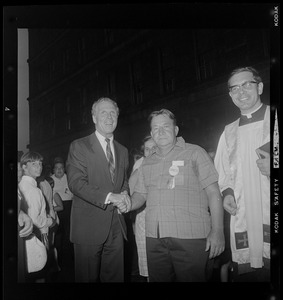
[{"left": 66, "top": 97, "right": 131, "bottom": 282}]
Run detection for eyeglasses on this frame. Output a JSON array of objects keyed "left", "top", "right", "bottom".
[{"left": 229, "top": 81, "right": 258, "bottom": 94}]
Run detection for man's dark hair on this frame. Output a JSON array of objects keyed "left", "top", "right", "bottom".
[
  {"left": 228, "top": 66, "right": 262, "bottom": 89},
  {"left": 148, "top": 109, "right": 177, "bottom": 127}
]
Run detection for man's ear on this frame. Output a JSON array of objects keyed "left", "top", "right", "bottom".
[
  {"left": 257, "top": 82, "right": 264, "bottom": 95},
  {"left": 92, "top": 114, "right": 97, "bottom": 124},
  {"left": 175, "top": 125, "right": 179, "bottom": 136}
]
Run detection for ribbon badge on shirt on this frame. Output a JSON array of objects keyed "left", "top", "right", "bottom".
[{"left": 167, "top": 161, "right": 184, "bottom": 189}]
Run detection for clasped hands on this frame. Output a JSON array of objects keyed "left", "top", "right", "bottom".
[{"left": 108, "top": 191, "right": 131, "bottom": 214}]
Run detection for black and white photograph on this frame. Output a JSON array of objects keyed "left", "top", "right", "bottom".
[{"left": 3, "top": 3, "right": 280, "bottom": 300}]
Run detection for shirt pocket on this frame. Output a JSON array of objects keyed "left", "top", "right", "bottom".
[
  {"left": 174, "top": 160, "right": 196, "bottom": 188},
  {"left": 175, "top": 171, "right": 184, "bottom": 186},
  {"left": 143, "top": 164, "right": 159, "bottom": 188}
]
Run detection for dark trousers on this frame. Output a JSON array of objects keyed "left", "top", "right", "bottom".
[
  {"left": 17, "top": 230, "right": 27, "bottom": 282},
  {"left": 55, "top": 200, "right": 73, "bottom": 268},
  {"left": 73, "top": 213, "right": 124, "bottom": 282},
  {"left": 146, "top": 237, "right": 209, "bottom": 282}
]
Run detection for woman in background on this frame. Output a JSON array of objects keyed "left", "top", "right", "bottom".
[{"left": 129, "top": 136, "right": 157, "bottom": 282}]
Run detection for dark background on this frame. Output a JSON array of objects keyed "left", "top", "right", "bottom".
[{"left": 3, "top": 4, "right": 280, "bottom": 300}]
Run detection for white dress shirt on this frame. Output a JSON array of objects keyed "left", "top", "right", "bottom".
[
  {"left": 95, "top": 130, "right": 116, "bottom": 164},
  {"left": 18, "top": 175, "right": 53, "bottom": 234},
  {"left": 95, "top": 130, "right": 116, "bottom": 204}
]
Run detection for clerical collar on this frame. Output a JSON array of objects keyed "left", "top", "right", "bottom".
[
  {"left": 241, "top": 103, "right": 263, "bottom": 119},
  {"left": 239, "top": 104, "right": 266, "bottom": 126}
]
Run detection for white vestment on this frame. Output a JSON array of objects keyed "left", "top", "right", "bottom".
[{"left": 214, "top": 106, "right": 270, "bottom": 268}]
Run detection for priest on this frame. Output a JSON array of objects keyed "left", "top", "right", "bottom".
[{"left": 214, "top": 66, "right": 270, "bottom": 282}]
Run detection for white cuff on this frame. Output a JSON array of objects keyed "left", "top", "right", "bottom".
[{"left": 105, "top": 192, "right": 112, "bottom": 204}]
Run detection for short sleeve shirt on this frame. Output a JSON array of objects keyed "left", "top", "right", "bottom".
[{"left": 134, "top": 137, "right": 219, "bottom": 239}]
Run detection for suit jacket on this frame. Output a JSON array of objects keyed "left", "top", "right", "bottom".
[{"left": 66, "top": 132, "right": 129, "bottom": 245}]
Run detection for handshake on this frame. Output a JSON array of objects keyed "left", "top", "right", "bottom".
[{"left": 108, "top": 191, "right": 131, "bottom": 214}]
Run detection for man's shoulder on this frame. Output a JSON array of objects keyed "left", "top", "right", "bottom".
[
  {"left": 177, "top": 137, "right": 204, "bottom": 152},
  {"left": 70, "top": 133, "right": 94, "bottom": 149},
  {"left": 72, "top": 133, "right": 92, "bottom": 143},
  {"left": 114, "top": 140, "right": 128, "bottom": 153},
  {"left": 183, "top": 142, "right": 204, "bottom": 153}
]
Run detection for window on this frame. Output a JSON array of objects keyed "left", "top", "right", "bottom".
[
  {"left": 107, "top": 71, "right": 116, "bottom": 97},
  {"left": 198, "top": 52, "right": 212, "bottom": 81},
  {"left": 78, "top": 37, "right": 86, "bottom": 64},
  {"left": 65, "top": 97, "right": 71, "bottom": 131},
  {"left": 50, "top": 103, "right": 56, "bottom": 136},
  {"left": 159, "top": 47, "right": 175, "bottom": 94},
  {"left": 104, "top": 29, "right": 114, "bottom": 46},
  {"left": 79, "top": 87, "right": 89, "bottom": 125},
  {"left": 130, "top": 60, "right": 143, "bottom": 105},
  {"left": 48, "top": 59, "right": 56, "bottom": 82},
  {"left": 63, "top": 48, "right": 71, "bottom": 74},
  {"left": 37, "top": 69, "right": 43, "bottom": 91},
  {"left": 34, "top": 107, "right": 44, "bottom": 141}
]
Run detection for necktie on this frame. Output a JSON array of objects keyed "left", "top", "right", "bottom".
[{"left": 105, "top": 138, "right": 115, "bottom": 183}]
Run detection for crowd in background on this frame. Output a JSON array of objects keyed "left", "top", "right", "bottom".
[
  {"left": 18, "top": 155, "right": 74, "bottom": 282},
  {"left": 17, "top": 66, "right": 270, "bottom": 283}
]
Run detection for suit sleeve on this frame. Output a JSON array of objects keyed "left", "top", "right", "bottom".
[
  {"left": 66, "top": 140, "right": 109, "bottom": 209},
  {"left": 121, "top": 148, "right": 130, "bottom": 194}
]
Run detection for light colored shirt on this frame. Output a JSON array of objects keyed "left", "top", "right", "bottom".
[
  {"left": 51, "top": 173, "right": 73, "bottom": 201},
  {"left": 134, "top": 137, "right": 219, "bottom": 239},
  {"left": 95, "top": 130, "right": 115, "bottom": 164},
  {"left": 95, "top": 130, "right": 116, "bottom": 204},
  {"left": 18, "top": 175, "right": 52, "bottom": 234}
]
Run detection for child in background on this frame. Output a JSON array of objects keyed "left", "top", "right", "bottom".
[
  {"left": 17, "top": 161, "right": 33, "bottom": 282},
  {"left": 18, "top": 151, "right": 55, "bottom": 282}
]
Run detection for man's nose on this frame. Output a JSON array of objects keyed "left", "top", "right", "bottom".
[{"left": 158, "top": 127, "right": 165, "bottom": 134}]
